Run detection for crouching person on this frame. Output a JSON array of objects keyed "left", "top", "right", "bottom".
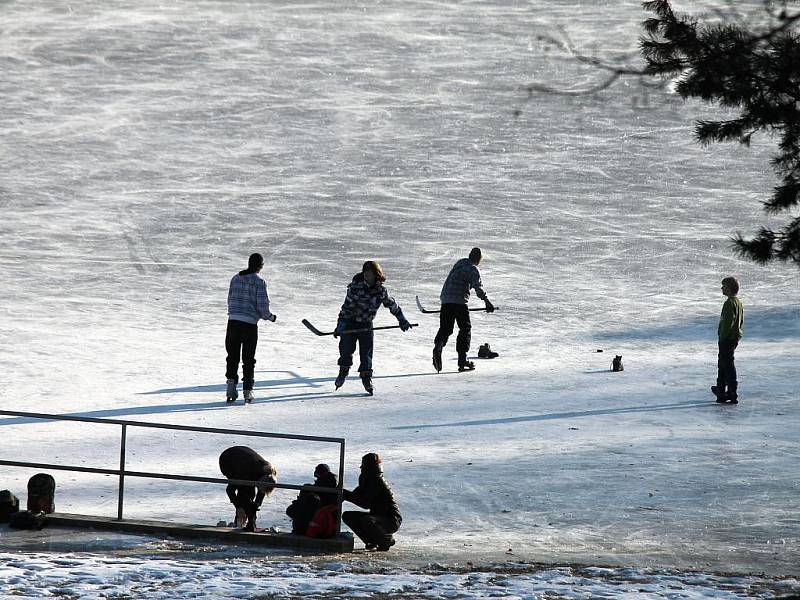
[
  {"left": 342, "top": 452, "right": 401, "bottom": 551},
  {"left": 219, "top": 446, "right": 277, "bottom": 532},
  {"left": 286, "top": 463, "right": 339, "bottom": 537}
]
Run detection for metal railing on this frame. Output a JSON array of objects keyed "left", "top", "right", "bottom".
[{"left": 0, "top": 409, "right": 346, "bottom": 534}]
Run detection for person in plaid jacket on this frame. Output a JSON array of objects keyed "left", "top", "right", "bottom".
[
  {"left": 433, "top": 247, "right": 494, "bottom": 373},
  {"left": 225, "top": 253, "right": 277, "bottom": 403},
  {"left": 334, "top": 261, "right": 411, "bottom": 394}
]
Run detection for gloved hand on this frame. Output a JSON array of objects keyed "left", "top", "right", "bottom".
[
  {"left": 399, "top": 318, "right": 412, "bottom": 332},
  {"left": 333, "top": 319, "right": 347, "bottom": 337},
  {"left": 268, "top": 314, "right": 277, "bottom": 323},
  {"left": 484, "top": 299, "right": 495, "bottom": 313}
]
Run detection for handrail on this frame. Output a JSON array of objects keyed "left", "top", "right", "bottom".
[
  {"left": 0, "top": 409, "right": 346, "bottom": 534},
  {"left": 0, "top": 409, "right": 344, "bottom": 443}
]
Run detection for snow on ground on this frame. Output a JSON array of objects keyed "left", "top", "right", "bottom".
[
  {"left": 1, "top": 0, "right": 799, "bottom": 597},
  {"left": 1, "top": 549, "right": 799, "bottom": 599}
]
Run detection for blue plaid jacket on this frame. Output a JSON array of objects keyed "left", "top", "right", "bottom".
[
  {"left": 440, "top": 258, "right": 488, "bottom": 305},
  {"left": 338, "top": 273, "right": 405, "bottom": 324},
  {"left": 227, "top": 272, "right": 273, "bottom": 324}
]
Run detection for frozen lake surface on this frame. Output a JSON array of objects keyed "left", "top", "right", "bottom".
[{"left": 1, "top": 0, "right": 798, "bottom": 597}]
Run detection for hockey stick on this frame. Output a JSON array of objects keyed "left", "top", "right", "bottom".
[
  {"left": 415, "top": 295, "right": 496, "bottom": 314},
  {"left": 301, "top": 319, "right": 418, "bottom": 337}
]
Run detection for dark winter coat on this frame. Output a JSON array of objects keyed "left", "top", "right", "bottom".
[
  {"left": 440, "top": 258, "right": 488, "bottom": 305},
  {"left": 343, "top": 465, "right": 401, "bottom": 528},
  {"left": 286, "top": 471, "right": 339, "bottom": 535},
  {"left": 286, "top": 490, "right": 320, "bottom": 534},
  {"left": 315, "top": 471, "right": 340, "bottom": 507},
  {"left": 338, "top": 273, "right": 405, "bottom": 324},
  {"left": 219, "top": 446, "right": 274, "bottom": 483}
]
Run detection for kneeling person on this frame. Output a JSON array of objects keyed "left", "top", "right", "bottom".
[{"left": 342, "top": 452, "right": 401, "bottom": 551}]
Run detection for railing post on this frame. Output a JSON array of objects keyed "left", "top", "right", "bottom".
[
  {"left": 336, "top": 439, "right": 345, "bottom": 535},
  {"left": 117, "top": 424, "right": 127, "bottom": 521}
]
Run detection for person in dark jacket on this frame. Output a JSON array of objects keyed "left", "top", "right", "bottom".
[
  {"left": 433, "top": 247, "right": 494, "bottom": 373},
  {"left": 342, "top": 452, "right": 401, "bottom": 551},
  {"left": 286, "top": 463, "right": 339, "bottom": 535},
  {"left": 219, "top": 446, "right": 277, "bottom": 531},
  {"left": 334, "top": 261, "right": 412, "bottom": 394},
  {"left": 225, "top": 253, "right": 277, "bottom": 404}
]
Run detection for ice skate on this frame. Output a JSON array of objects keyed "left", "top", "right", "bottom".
[
  {"left": 432, "top": 344, "right": 443, "bottom": 373},
  {"left": 360, "top": 370, "right": 374, "bottom": 396},
  {"left": 226, "top": 379, "right": 238, "bottom": 403},
  {"left": 711, "top": 385, "right": 726, "bottom": 403},
  {"left": 243, "top": 389, "right": 255, "bottom": 403},
  {"left": 335, "top": 366, "right": 349, "bottom": 390}
]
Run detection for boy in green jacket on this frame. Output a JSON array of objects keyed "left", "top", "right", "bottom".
[{"left": 713, "top": 277, "right": 743, "bottom": 404}]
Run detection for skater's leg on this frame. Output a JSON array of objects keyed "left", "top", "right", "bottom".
[
  {"left": 241, "top": 323, "right": 258, "bottom": 392},
  {"left": 338, "top": 332, "right": 357, "bottom": 369},
  {"left": 434, "top": 305, "right": 457, "bottom": 348},
  {"left": 225, "top": 321, "right": 243, "bottom": 383},
  {"left": 357, "top": 329, "right": 374, "bottom": 374},
  {"left": 454, "top": 306, "right": 472, "bottom": 365},
  {"left": 433, "top": 305, "right": 457, "bottom": 371},
  {"left": 720, "top": 340, "right": 738, "bottom": 400}
]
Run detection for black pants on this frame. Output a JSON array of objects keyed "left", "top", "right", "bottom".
[
  {"left": 226, "top": 484, "right": 258, "bottom": 525},
  {"left": 226, "top": 320, "right": 258, "bottom": 390},
  {"left": 717, "top": 339, "right": 739, "bottom": 392},
  {"left": 338, "top": 322, "right": 374, "bottom": 373},
  {"left": 342, "top": 510, "right": 400, "bottom": 547},
  {"left": 434, "top": 303, "right": 471, "bottom": 356}
]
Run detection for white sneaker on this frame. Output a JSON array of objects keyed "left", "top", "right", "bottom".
[
  {"left": 226, "top": 379, "right": 238, "bottom": 403},
  {"left": 243, "top": 389, "right": 255, "bottom": 403}
]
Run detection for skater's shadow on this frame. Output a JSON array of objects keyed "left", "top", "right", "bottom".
[
  {"left": 391, "top": 400, "right": 709, "bottom": 430},
  {"left": 140, "top": 370, "right": 435, "bottom": 396},
  {"left": 0, "top": 400, "right": 232, "bottom": 427},
  {"left": 140, "top": 370, "right": 325, "bottom": 395},
  {"left": 0, "top": 372, "right": 425, "bottom": 427}
]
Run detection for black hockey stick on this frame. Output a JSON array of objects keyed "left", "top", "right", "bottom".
[
  {"left": 301, "top": 319, "right": 418, "bottom": 337},
  {"left": 415, "top": 295, "right": 496, "bottom": 314}
]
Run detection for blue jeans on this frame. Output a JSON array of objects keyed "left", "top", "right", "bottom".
[{"left": 337, "top": 321, "right": 374, "bottom": 373}]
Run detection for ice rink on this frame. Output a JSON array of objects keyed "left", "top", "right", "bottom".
[{"left": 1, "top": 0, "right": 798, "bottom": 596}]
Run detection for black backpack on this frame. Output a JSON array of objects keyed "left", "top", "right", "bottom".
[
  {"left": 8, "top": 510, "right": 47, "bottom": 530},
  {"left": 27, "top": 473, "right": 56, "bottom": 514},
  {"left": 0, "top": 490, "right": 20, "bottom": 523}
]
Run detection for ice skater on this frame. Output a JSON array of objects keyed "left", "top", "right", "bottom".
[
  {"left": 432, "top": 247, "right": 494, "bottom": 372},
  {"left": 713, "top": 277, "right": 744, "bottom": 404},
  {"left": 334, "top": 261, "right": 412, "bottom": 395},
  {"left": 342, "top": 452, "right": 401, "bottom": 551},
  {"left": 219, "top": 446, "right": 277, "bottom": 532},
  {"left": 225, "top": 253, "right": 277, "bottom": 403}
]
